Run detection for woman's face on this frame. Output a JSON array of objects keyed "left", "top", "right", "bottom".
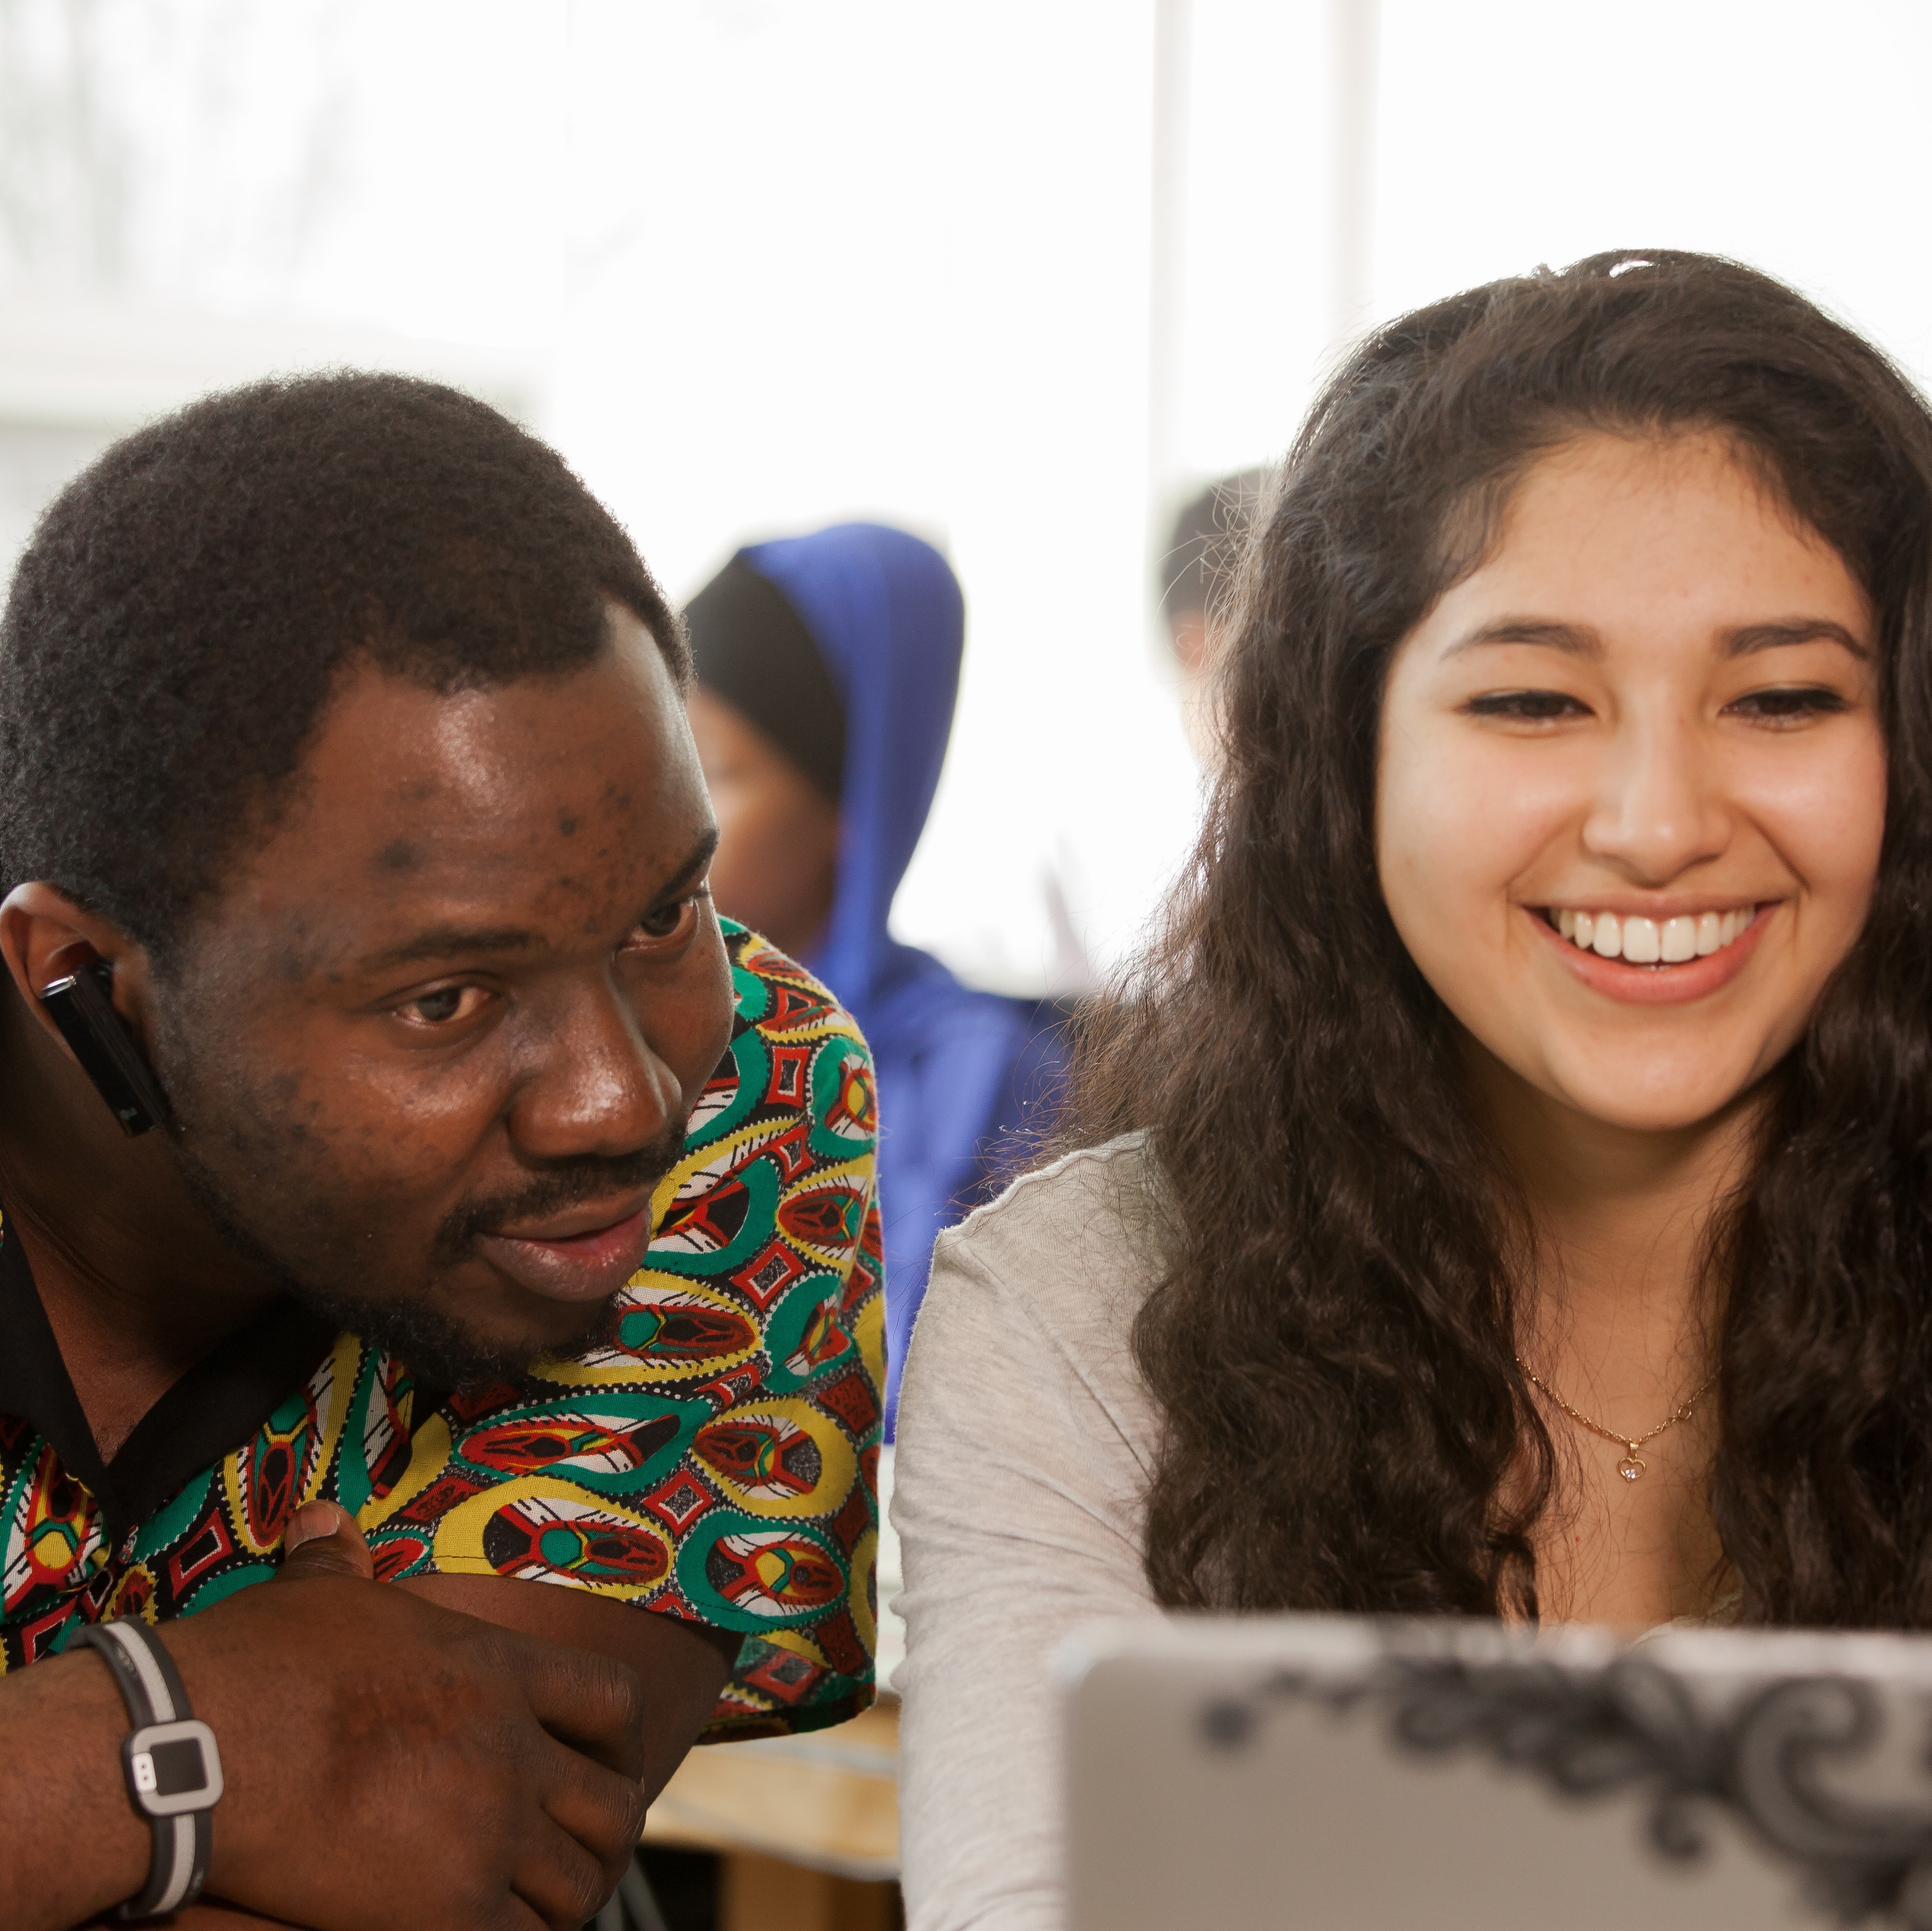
[
  {"left": 685, "top": 684, "right": 841, "bottom": 959},
  {"left": 1377, "top": 430, "right": 1885, "bottom": 1135}
]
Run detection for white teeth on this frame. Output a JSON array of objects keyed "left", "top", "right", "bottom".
[{"left": 1552, "top": 905, "right": 1758, "bottom": 964}]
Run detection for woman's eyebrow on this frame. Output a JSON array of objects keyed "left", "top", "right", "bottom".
[
  {"left": 1445, "top": 616, "right": 1871, "bottom": 661},
  {"left": 1724, "top": 618, "right": 1871, "bottom": 659},
  {"left": 1446, "top": 618, "right": 1601, "bottom": 657}
]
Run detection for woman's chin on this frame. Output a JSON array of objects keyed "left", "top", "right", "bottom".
[
  {"left": 1463, "top": 1016, "right": 1786, "bottom": 1139},
  {"left": 1531, "top": 1056, "right": 1778, "bottom": 1137}
]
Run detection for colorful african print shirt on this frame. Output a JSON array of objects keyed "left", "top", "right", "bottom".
[{"left": 0, "top": 920, "right": 884, "bottom": 1740}]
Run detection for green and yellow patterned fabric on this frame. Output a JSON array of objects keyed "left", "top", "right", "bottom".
[{"left": 0, "top": 921, "right": 884, "bottom": 1739}]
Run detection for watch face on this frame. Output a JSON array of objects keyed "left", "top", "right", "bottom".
[
  {"left": 133, "top": 1737, "right": 204, "bottom": 1796},
  {"left": 124, "top": 1719, "right": 223, "bottom": 1817}
]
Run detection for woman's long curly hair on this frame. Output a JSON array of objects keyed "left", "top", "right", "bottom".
[{"left": 1062, "top": 250, "right": 1932, "bottom": 1624}]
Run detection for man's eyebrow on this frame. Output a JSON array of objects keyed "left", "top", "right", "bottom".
[
  {"left": 355, "top": 832, "right": 718, "bottom": 977},
  {"left": 652, "top": 827, "right": 721, "bottom": 902},
  {"left": 1446, "top": 619, "right": 1602, "bottom": 658},
  {"left": 359, "top": 926, "right": 549, "bottom": 974},
  {"left": 1724, "top": 618, "right": 1871, "bottom": 660}
]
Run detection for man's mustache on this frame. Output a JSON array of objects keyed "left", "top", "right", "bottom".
[{"left": 429, "top": 1125, "right": 688, "bottom": 1268}]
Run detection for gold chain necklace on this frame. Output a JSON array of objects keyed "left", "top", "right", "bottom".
[{"left": 1515, "top": 1358, "right": 1720, "bottom": 1483}]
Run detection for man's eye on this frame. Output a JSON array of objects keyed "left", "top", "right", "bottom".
[
  {"left": 1464, "top": 689, "right": 1588, "bottom": 722},
  {"left": 633, "top": 896, "right": 700, "bottom": 945},
  {"left": 400, "top": 986, "right": 486, "bottom": 1025}
]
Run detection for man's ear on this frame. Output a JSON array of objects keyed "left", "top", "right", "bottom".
[{"left": 0, "top": 882, "right": 156, "bottom": 1050}]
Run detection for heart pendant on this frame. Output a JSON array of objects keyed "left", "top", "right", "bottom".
[{"left": 1617, "top": 1455, "right": 1645, "bottom": 1482}]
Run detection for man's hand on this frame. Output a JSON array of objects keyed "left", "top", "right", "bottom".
[
  {"left": 165, "top": 1908, "right": 304, "bottom": 1928},
  {"left": 162, "top": 1501, "right": 649, "bottom": 1931},
  {"left": 10, "top": 1499, "right": 738, "bottom": 1931}
]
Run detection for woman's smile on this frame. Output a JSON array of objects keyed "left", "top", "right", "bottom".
[
  {"left": 1531, "top": 897, "right": 1770, "bottom": 1004},
  {"left": 1548, "top": 902, "right": 1757, "bottom": 962}
]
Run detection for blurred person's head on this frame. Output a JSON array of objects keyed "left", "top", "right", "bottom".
[
  {"left": 683, "top": 559, "right": 845, "bottom": 958},
  {"left": 1157, "top": 467, "right": 1273, "bottom": 675},
  {"left": 1157, "top": 468, "right": 1272, "bottom": 757},
  {"left": 0, "top": 372, "right": 732, "bottom": 1388},
  {"left": 1062, "top": 250, "right": 1932, "bottom": 1628},
  {"left": 683, "top": 524, "right": 964, "bottom": 1015}
]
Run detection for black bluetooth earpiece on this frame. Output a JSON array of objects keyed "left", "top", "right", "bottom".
[{"left": 39, "top": 957, "right": 170, "bottom": 1137}]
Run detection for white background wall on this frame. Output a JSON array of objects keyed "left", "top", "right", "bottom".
[{"left": 3, "top": 0, "right": 1929, "bottom": 990}]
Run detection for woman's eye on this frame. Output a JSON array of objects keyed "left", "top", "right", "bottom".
[
  {"left": 1464, "top": 689, "right": 1588, "bottom": 722},
  {"left": 399, "top": 985, "right": 486, "bottom": 1026},
  {"left": 1726, "top": 685, "right": 1850, "bottom": 723}
]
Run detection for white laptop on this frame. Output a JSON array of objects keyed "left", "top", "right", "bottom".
[{"left": 1060, "top": 1614, "right": 1932, "bottom": 1930}]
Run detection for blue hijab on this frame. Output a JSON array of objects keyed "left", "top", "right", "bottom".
[{"left": 739, "top": 525, "right": 1064, "bottom": 1432}]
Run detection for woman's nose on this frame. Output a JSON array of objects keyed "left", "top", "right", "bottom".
[{"left": 1580, "top": 709, "right": 1732, "bottom": 884}]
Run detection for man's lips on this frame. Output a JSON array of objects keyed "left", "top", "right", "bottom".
[{"left": 473, "top": 1198, "right": 655, "bottom": 1304}]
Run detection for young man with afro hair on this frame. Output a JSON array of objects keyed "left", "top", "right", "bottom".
[{"left": 0, "top": 373, "right": 884, "bottom": 1929}]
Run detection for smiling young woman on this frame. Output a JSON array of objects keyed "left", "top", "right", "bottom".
[{"left": 890, "top": 251, "right": 1932, "bottom": 1931}]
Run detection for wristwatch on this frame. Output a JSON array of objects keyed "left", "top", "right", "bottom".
[{"left": 75, "top": 1618, "right": 225, "bottom": 1921}]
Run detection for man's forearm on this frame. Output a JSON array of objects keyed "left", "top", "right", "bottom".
[{"left": 0, "top": 1649, "right": 153, "bottom": 1931}]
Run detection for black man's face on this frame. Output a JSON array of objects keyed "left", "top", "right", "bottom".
[{"left": 151, "top": 608, "right": 733, "bottom": 1386}]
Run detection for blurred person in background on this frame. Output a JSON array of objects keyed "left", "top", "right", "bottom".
[
  {"left": 1157, "top": 466, "right": 1273, "bottom": 760},
  {"left": 685, "top": 524, "right": 1068, "bottom": 1434}
]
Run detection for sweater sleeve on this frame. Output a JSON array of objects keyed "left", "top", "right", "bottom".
[{"left": 891, "top": 1143, "right": 1163, "bottom": 1931}]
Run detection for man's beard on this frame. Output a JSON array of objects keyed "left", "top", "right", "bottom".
[
  {"left": 152, "top": 1021, "right": 688, "bottom": 1390},
  {"left": 167, "top": 1129, "right": 684, "bottom": 1390}
]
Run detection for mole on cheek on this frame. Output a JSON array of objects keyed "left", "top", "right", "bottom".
[
  {"left": 559, "top": 813, "right": 579, "bottom": 837},
  {"left": 265, "top": 911, "right": 328, "bottom": 984},
  {"left": 377, "top": 839, "right": 423, "bottom": 874}
]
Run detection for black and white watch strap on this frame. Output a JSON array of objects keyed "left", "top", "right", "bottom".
[{"left": 75, "top": 1618, "right": 224, "bottom": 1921}]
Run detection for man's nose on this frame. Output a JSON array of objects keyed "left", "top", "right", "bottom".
[
  {"left": 506, "top": 978, "right": 684, "bottom": 1163},
  {"left": 1580, "top": 707, "right": 1732, "bottom": 884}
]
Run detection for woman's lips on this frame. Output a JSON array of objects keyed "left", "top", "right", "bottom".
[
  {"left": 1532, "top": 900, "right": 1774, "bottom": 1005},
  {"left": 474, "top": 1206, "right": 653, "bottom": 1304}
]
